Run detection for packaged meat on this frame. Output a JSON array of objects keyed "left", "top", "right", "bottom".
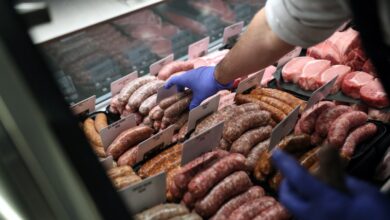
[
  {"left": 282, "top": 56, "right": 314, "bottom": 83},
  {"left": 341, "top": 71, "right": 374, "bottom": 99},
  {"left": 298, "top": 59, "right": 331, "bottom": 91},
  {"left": 360, "top": 79, "right": 389, "bottom": 108}
]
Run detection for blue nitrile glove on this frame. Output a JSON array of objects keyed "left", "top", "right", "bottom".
[
  {"left": 272, "top": 149, "right": 390, "bottom": 220},
  {"left": 164, "top": 66, "right": 232, "bottom": 110}
]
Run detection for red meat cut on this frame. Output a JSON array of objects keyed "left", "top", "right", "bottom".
[
  {"left": 341, "top": 71, "right": 374, "bottom": 99},
  {"left": 298, "top": 59, "right": 331, "bottom": 91},
  {"left": 281, "top": 56, "right": 314, "bottom": 83},
  {"left": 316, "top": 65, "right": 351, "bottom": 94},
  {"left": 360, "top": 79, "right": 389, "bottom": 108}
]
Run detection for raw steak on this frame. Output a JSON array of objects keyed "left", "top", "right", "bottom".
[
  {"left": 281, "top": 56, "right": 314, "bottom": 83},
  {"left": 341, "top": 71, "right": 374, "bottom": 99},
  {"left": 360, "top": 79, "right": 389, "bottom": 108},
  {"left": 298, "top": 59, "right": 331, "bottom": 91},
  {"left": 316, "top": 65, "right": 351, "bottom": 94}
]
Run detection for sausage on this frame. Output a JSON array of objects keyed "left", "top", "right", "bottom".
[
  {"left": 173, "top": 113, "right": 188, "bottom": 132},
  {"left": 223, "top": 111, "right": 271, "bottom": 143},
  {"left": 133, "top": 112, "right": 143, "bottom": 125},
  {"left": 134, "top": 203, "right": 189, "bottom": 220},
  {"left": 157, "top": 60, "right": 194, "bottom": 80},
  {"left": 234, "top": 94, "right": 286, "bottom": 122},
  {"left": 109, "top": 94, "right": 121, "bottom": 114},
  {"left": 127, "top": 80, "right": 164, "bottom": 110},
  {"left": 194, "top": 171, "right": 253, "bottom": 218},
  {"left": 188, "top": 153, "right": 247, "bottom": 199},
  {"left": 251, "top": 88, "right": 305, "bottom": 109},
  {"left": 107, "top": 165, "right": 134, "bottom": 179},
  {"left": 159, "top": 91, "right": 191, "bottom": 110},
  {"left": 328, "top": 111, "right": 368, "bottom": 148},
  {"left": 166, "top": 167, "right": 181, "bottom": 202},
  {"left": 91, "top": 144, "right": 106, "bottom": 158},
  {"left": 164, "top": 94, "right": 192, "bottom": 118},
  {"left": 315, "top": 105, "right": 352, "bottom": 137},
  {"left": 228, "top": 196, "right": 276, "bottom": 220},
  {"left": 246, "top": 139, "right": 270, "bottom": 171},
  {"left": 298, "top": 101, "right": 335, "bottom": 134},
  {"left": 251, "top": 94, "right": 294, "bottom": 114},
  {"left": 148, "top": 150, "right": 182, "bottom": 178},
  {"left": 113, "top": 174, "right": 141, "bottom": 189},
  {"left": 254, "top": 150, "right": 272, "bottom": 181},
  {"left": 230, "top": 126, "right": 272, "bottom": 156},
  {"left": 161, "top": 116, "right": 180, "bottom": 129},
  {"left": 118, "top": 76, "right": 156, "bottom": 104},
  {"left": 341, "top": 123, "right": 377, "bottom": 159},
  {"left": 311, "top": 133, "right": 324, "bottom": 146},
  {"left": 211, "top": 186, "right": 265, "bottom": 220},
  {"left": 139, "top": 94, "right": 158, "bottom": 116},
  {"left": 178, "top": 122, "right": 188, "bottom": 142},
  {"left": 168, "top": 213, "right": 202, "bottom": 220},
  {"left": 182, "top": 192, "right": 197, "bottom": 208},
  {"left": 107, "top": 125, "right": 153, "bottom": 159},
  {"left": 94, "top": 113, "right": 108, "bottom": 132},
  {"left": 252, "top": 204, "right": 291, "bottom": 220},
  {"left": 117, "top": 146, "right": 138, "bottom": 167},
  {"left": 83, "top": 118, "right": 104, "bottom": 147},
  {"left": 142, "top": 116, "right": 154, "bottom": 127},
  {"left": 217, "top": 138, "right": 231, "bottom": 151},
  {"left": 192, "top": 105, "right": 235, "bottom": 137},
  {"left": 154, "top": 120, "right": 162, "bottom": 131},
  {"left": 172, "top": 133, "right": 179, "bottom": 143},
  {"left": 150, "top": 105, "right": 164, "bottom": 120}
]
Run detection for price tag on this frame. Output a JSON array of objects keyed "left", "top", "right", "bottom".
[
  {"left": 277, "top": 47, "right": 302, "bottom": 67},
  {"left": 269, "top": 106, "right": 300, "bottom": 150},
  {"left": 218, "top": 93, "right": 236, "bottom": 110},
  {"left": 136, "top": 125, "right": 175, "bottom": 163},
  {"left": 305, "top": 76, "right": 338, "bottom": 111},
  {"left": 70, "top": 95, "right": 96, "bottom": 116},
  {"left": 119, "top": 172, "right": 166, "bottom": 214},
  {"left": 223, "top": 21, "right": 244, "bottom": 44},
  {"left": 188, "top": 37, "right": 210, "bottom": 60},
  {"left": 110, "top": 71, "right": 138, "bottom": 95},
  {"left": 100, "top": 114, "right": 137, "bottom": 149},
  {"left": 100, "top": 156, "right": 115, "bottom": 170},
  {"left": 149, "top": 54, "right": 174, "bottom": 76},
  {"left": 236, "top": 69, "right": 265, "bottom": 94},
  {"left": 181, "top": 122, "right": 224, "bottom": 165},
  {"left": 187, "top": 94, "right": 220, "bottom": 133},
  {"left": 156, "top": 85, "right": 178, "bottom": 104}
]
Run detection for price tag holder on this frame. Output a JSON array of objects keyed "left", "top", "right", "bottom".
[
  {"left": 223, "top": 21, "right": 244, "bottom": 44},
  {"left": 187, "top": 94, "right": 220, "bottom": 133},
  {"left": 218, "top": 93, "right": 236, "bottom": 110},
  {"left": 188, "top": 37, "right": 210, "bottom": 60},
  {"left": 136, "top": 125, "right": 175, "bottom": 163},
  {"left": 156, "top": 85, "right": 178, "bottom": 104},
  {"left": 236, "top": 69, "right": 265, "bottom": 94},
  {"left": 149, "top": 54, "right": 174, "bottom": 76},
  {"left": 181, "top": 122, "right": 224, "bottom": 165},
  {"left": 70, "top": 95, "right": 96, "bottom": 116},
  {"left": 100, "top": 156, "right": 115, "bottom": 170},
  {"left": 119, "top": 172, "right": 166, "bottom": 214},
  {"left": 100, "top": 114, "right": 137, "bottom": 149},
  {"left": 277, "top": 47, "right": 302, "bottom": 67},
  {"left": 305, "top": 76, "right": 338, "bottom": 111},
  {"left": 269, "top": 106, "right": 300, "bottom": 150},
  {"left": 110, "top": 71, "right": 138, "bottom": 95}
]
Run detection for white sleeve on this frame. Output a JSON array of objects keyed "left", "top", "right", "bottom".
[{"left": 265, "top": 0, "right": 351, "bottom": 48}]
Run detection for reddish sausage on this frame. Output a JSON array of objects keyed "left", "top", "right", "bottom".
[
  {"left": 298, "top": 101, "right": 335, "bottom": 134},
  {"left": 341, "top": 123, "right": 377, "bottom": 159},
  {"left": 252, "top": 203, "right": 291, "bottom": 220},
  {"left": 230, "top": 126, "right": 272, "bottom": 156},
  {"left": 228, "top": 196, "right": 276, "bottom": 220},
  {"left": 315, "top": 105, "right": 352, "bottom": 137}
]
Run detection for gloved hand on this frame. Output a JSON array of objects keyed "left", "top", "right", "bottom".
[
  {"left": 272, "top": 149, "right": 390, "bottom": 220},
  {"left": 164, "top": 66, "right": 232, "bottom": 109}
]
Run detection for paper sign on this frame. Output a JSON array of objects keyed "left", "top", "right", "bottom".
[
  {"left": 70, "top": 95, "right": 96, "bottom": 115},
  {"left": 156, "top": 85, "right": 178, "bottom": 104},
  {"left": 181, "top": 122, "right": 224, "bottom": 165},
  {"left": 110, "top": 71, "right": 138, "bottom": 95},
  {"left": 136, "top": 125, "right": 175, "bottom": 163},
  {"left": 305, "top": 76, "right": 338, "bottom": 111},
  {"left": 188, "top": 37, "right": 210, "bottom": 60},
  {"left": 269, "top": 106, "right": 300, "bottom": 150},
  {"left": 223, "top": 21, "right": 244, "bottom": 44},
  {"left": 218, "top": 93, "right": 236, "bottom": 110},
  {"left": 100, "top": 114, "right": 137, "bottom": 149},
  {"left": 277, "top": 47, "right": 302, "bottom": 67},
  {"left": 236, "top": 70, "right": 265, "bottom": 94},
  {"left": 119, "top": 172, "right": 166, "bottom": 214},
  {"left": 149, "top": 54, "right": 174, "bottom": 76},
  {"left": 187, "top": 94, "right": 220, "bottom": 133},
  {"left": 100, "top": 156, "right": 115, "bottom": 170}
]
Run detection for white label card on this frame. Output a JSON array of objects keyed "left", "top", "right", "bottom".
[
  {"left": 181, "top": 122, "right": 224, "bottom": 165},
  {"left": 156, "top": 85, "right": 178, "bottom": 104},
  {"left": 218, "top": 93, "right": 236, "bottom": 110},
  {"left": 188, "top": 37, "right": 210, "bottom": 60},
  {"left": 305, "top": 76, "right": 338, "bottom": 111},
  {"left": 119, "top": 172, "right": 166, "bottom": 214},
  {"left": 223, "top": 21, "right": 244, "bottom": 44},
  {"left": 149, "top": 54, "right": 174, "bottom": 76},
  {"left": 236, "top": 69, "right": 265, "bottom": 94},
  {"left": 187, "top": 94, "right": 220, "bottom": 133},
  {"left": 269, "top": 106, "right": 300, "bottom": 150},
  {"left": 100, "top": 114, "right": 137, "bottom": 149},
  {"left": 70, "top": 95, "right": 96, "bottom": 116},
  {"left": 110, "top": 71, "right": 138, "bottom": 95},
  {"left": 136, "top": 125, "right": 175, "bottom": 163},
  {"left": 100, "top": 156, "right": 115, "bottom": 170},
  {"left": 277, "top": 47, "right": 302, "bottom": 67}
]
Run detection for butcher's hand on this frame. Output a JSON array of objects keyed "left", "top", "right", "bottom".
[
  {"left": 272, "top": 149, "right": 390, "bottom": 220},
  {"left": 164, "top": 66, "right": 232, "bottom": 109}
]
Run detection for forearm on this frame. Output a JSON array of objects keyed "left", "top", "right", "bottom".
[{"left": 215, "top": 8, "right": 295, "bottom": 84}]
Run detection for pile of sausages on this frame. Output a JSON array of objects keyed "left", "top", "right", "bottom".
[
  {"left": 106, "top": 165, "right": 141, "bottom": 190},
  {"left": 294, "top": 101, "right": 377, "bottom": 159},
  {"left": 134, "top": 203, "right": 201, "bottom": 220},
  {"left": 167, "top": 150, "right": 289, "bottom": 219},
  {"left": 82, "top": 113, "right": 108, "bottom": 158}
]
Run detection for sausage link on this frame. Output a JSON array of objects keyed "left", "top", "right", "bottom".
[
  {"left": 194, "top": 171, "right": 253, "bottom": 218},
  {"left": 251, "top": 94, "right": 294, "bottom": 114},
  {"left": 230, "top": 126, "right": 272, "bottom": 156},
  {"left": 166, "top": 167, "right": 181, "bottom": 202},
  {"left": 117, "top": 146, "right": 138, "bottom": 167},
  {"left": 83, "top": 118, "right": 103, "bottom": 147},
  {"left": 134, "top": 203, "right": 189, "bottom": 220},
  {"left": 298, "top": 101, "right": 335, "bottom": 134},
  {"left": 252, "top": 204, "right": 291, "bottom": 220},
  {"left": 139, "top": 94, "right": 158, "bottom": 116},
  {"left": 328, "top": 111, "right": 368, "bottom": 148},
  {"left": 168, "top": 213, "right": 202, "bottom": 220},
  {"left": 254, "top": 150, "right": 271, "bottom": 181},
  {"left": 211, "top": 186, "right": 265, "bottom": 220},
  {"left": 341, "top": 123, "right": 377, "bottom": 159},
  {"left": 217, "top": 138, "right": 231, "bottom": 151},
  {"left": 159, "top": 91, "right": 191, "bottom": 109},
  {"left": 177, "top": 122, "right": 188, "bottom": 142},
  {"left": 246, "top": 139, "right": 270, "bottom": 171},
  {"left": 142, "top": 116, "right": 154, "bottom": 127},
  {"left": 107, "top": 126, "right": 153, "bottom": 159},
  {"left": 157, "top": 60, "right": 194, "bottom": 80},
  {"left": 109, "top": 94, "right": 121, "bottom": 114},
  {"left": 128, "top": 80, "right": 164, "bottom": 110},
  {"left": 173, "top": 113, "right": 188, "bottom": 132},
  {"left": 315, "top": 105, "right": 352, "bottom": 137},
  {"left": 118, "top": 76, "right": 156, "bottom": 104},
  {"left": 91, "top": 144, "right": 106, "bottom": 158},
  {"left": 164, "top": 94, "right": 192, "bottom": 118},
  {"left": 251, "top": 88, "right": 305, "bottom": 109},
  {"left": 228, "top": 196, "right": 276, "bottom": 220},
  {"left": 113, "top": 174, "right": 141, "bottom": 189},
  {"left": 161, "top": 116, "right": 180, "bottom": 129},
  {"left": 150, "top": 105, "right": 164, "bottom": 120},
  {"left": 107, "top": 165, "right": 134, "bottom": 179},
  {"left": 148, "top": 151, "right": 182, "bottom": 178},
  {"left": 94, "top": 113, "right": 108, "bottom": 132},
  {"left": 153, "top": 120, "right": 162, "bottom": 131}
]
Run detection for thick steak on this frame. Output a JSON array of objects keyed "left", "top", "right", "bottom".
[
  {"left": 341, "top": 71, "right": 374, "bottom": 99},
  {"left": 360, "top": 79, "right": 389, "bottom": 108}
]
